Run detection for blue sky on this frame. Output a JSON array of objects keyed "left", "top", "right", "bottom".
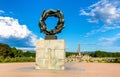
[{"left": 0, "top": 0, "right": 120, "bottom": 52}]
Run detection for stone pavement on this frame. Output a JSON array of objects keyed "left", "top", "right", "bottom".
[{"left": 0, "top": 62, "right": 120, "bottom": 77}]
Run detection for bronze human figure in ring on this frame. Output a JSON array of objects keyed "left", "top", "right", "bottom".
[{"left": 39, "top": 9, "right": 64, "bottom": 40}]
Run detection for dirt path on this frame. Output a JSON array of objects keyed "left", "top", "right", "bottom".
[{"left": 0, "top": 62, "right": 120, "bottom": 77}]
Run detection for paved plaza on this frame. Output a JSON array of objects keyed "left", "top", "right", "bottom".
[{"left": 0, "top": 62, "right": 120, "bottom": 77}]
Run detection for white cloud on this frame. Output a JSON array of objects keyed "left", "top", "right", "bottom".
[
  {"left": 0, "top": 16, "right": 30, "bottom": 38},
  {"left": 80, "top": 0, "right": 120, "bottom": 24},
  {"left": 0, "top": 16, "right": 37, "bottom": 47},
  {"left": 80, "top": 10, "right": 90, "bottom": 16},
  {"left": 85, "top": 24, "right": 120, "bottom": 37},
  {"left": 80, "top": 0, "right": 120, "bottom": 36},
  {"left": 16, "top": 47, "right": 35, "bottom": 52},
  {"left": 39, "top": 37, "right": 44, "bottom": 40},
  {"left": 0, "top": 10, "right": 4, "bottom": 14},
  {"left": 99, "top": 33, "right": 120, "bottom": 46}
]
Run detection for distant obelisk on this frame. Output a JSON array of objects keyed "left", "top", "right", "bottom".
[{"left": 77, "top": 44, "right": 81, "bottom": 56}]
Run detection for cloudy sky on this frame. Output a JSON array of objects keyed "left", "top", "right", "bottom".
[{"left": 0, "top": 0, "right": 120, "bottom": 52}]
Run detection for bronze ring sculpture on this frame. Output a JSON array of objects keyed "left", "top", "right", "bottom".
[{"left": 39, "top": 9, "right": 64, "bottom": 39}]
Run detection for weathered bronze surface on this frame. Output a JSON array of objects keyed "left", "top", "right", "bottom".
[{"left": 39, "top": 9, "right": 64, "bottom": 40}]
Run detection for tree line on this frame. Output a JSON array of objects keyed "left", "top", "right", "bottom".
[
  {"left": 1, "top": 43, "right": 120, "bottom": 59},
  {"left": 66, "top": 50, "right": 120, "bottom": 57},
  {"left": 0, "top": 43, "right": 35, "bottom": 58},
  {"left": 89, "top": 50, "right": 120, "bottom": 57}
]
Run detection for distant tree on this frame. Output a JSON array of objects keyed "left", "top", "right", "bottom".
[
  {"left": 17, "top": 49, "right": 23, "bottom": 57},
  {"left": 90, "top": 50, "right": 120, "bottom": 57},
  {"left": 82, "top": 51, "right": 89, "bottom": 56},
  {"left": 11, "top": 47, "right": 17, "bottom": 57},
  {"left": 11, "top": 47, "right": 23, "bottom": 57},
  {"left": 66, "top": 52, "right": 78, "bottom": 57},
  {"left": 0, "top": 43, "right": 23, "bottom": 58},
  {"left": 0, "top": 43, "right": 12, "bottom": 58},
  {"left": 23, "top": 51, "right": 35, "bottom": 58}
]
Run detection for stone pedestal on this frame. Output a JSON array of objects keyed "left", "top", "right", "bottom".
[{"left": 35, "top": 40, "right": 65, "bottom": 70}]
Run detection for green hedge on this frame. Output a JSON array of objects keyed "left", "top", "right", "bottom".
[{"left": 0, "top": 56, "right": 35, "bottom": 63}]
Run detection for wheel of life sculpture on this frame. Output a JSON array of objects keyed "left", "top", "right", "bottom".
[{"left": 39, "top": 9, "right": 64, "bottom": 39}]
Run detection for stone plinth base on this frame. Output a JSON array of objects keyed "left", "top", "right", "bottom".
[
  {"left": 35, "top": 40, "right": 65, "bottom": 70},
  {"left": 45, "top": 35, "right": 57, "bottom": 40}
]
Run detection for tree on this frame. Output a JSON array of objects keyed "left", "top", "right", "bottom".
[
  {"left": 0, "top": 43, "right": 23, "bottom": 58},
  {"left": 17, "top": 49, "right": 23, "bottom": 57},
  {"left": 90, "top": 50, "right": 120, "bottom": 57},
  {"left": 0, "top": 43, "right": 12, "bottom": 58},
  {"left": 23, "top": 51, "right": 35, "bottom": 58},
  {"left": 11, "top": 47, "right": 23, "bottom": 57},
  {"left": 11, "top": 47, "right": 17, "bottom": 57}
]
